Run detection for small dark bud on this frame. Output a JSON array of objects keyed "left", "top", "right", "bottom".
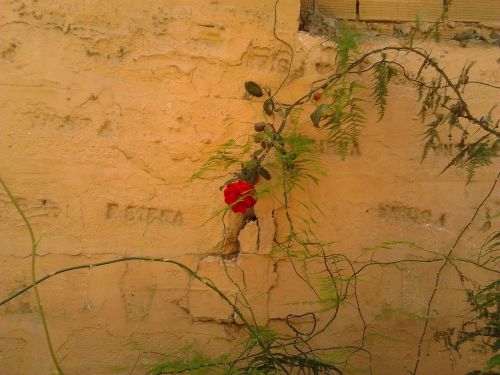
[
  {"left": 245, "top": 81, "right": 263, "bottom": 97},
  {"left": 254, "top": 122, "right": 267, "bottom": 132},
  {"left": 264, "top": 99, "right": 274, "bottom": 115},
  {"left": 259, "top": 167, "right": 271, "bottom": 180}
]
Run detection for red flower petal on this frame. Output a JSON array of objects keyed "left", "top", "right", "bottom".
[
  {"left": 223, "top": 179, "right": 257, "bottom": 214},
  {"left": 231, "top": 201, "right": 248, "bottom": 213}
]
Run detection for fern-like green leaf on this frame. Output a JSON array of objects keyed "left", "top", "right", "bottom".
[
  {"left": 421, "top": 113, "right": 446, "bottom": 162},
  {"left": 441, "top": 135, "right": 499, "bottom": 183},
  {"left": 332, "top": 21, "right": 359, "bottom": 69},
  {"left": 371, "top": 59, "right": 390, "bottom": 120}
]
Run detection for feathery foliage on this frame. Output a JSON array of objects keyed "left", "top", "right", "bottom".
[
  {"left": 370, "top": 56, "right": 393, "bottom": 120},
  {"left": 457, "top": 280, "right": 500, "bottom": 375},
  {"left": 441, "top": 135, "right": 499, "bottom": 183},
  {"left": 333, "top": 21, "right": 359, "bottom": 69}
]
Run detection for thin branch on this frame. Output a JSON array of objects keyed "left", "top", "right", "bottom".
[
  {"left": 411, "top": 169, "right": 500, "bottom": 375},
  {"left": 0, "top": 176, "right": 64, "bottom": 375}
]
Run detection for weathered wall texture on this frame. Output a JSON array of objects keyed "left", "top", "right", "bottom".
[{"left": 0, "top": 1, "right": 499, "bottom": 374}]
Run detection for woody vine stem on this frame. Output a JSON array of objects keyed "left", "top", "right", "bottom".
[
  {"left": 0, "top": 173, "right": 498, "bottom": 374},
  {"left": 182, "top": 2, "right": 500, "bottom": 372},
  {"left": 1, "top": 3, "right": 499, "bottom": 375}
]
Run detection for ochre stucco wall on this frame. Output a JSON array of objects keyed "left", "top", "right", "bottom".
[{"left": 0, "top": 1, "right": 499, "bottom": 374}]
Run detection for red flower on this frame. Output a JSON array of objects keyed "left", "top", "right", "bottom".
[
  {"left": 223, "top": 180, "right": 257, "bottom": 214},
  {"left": 313, "top": 92, "right": 321, "bottom": 101}
]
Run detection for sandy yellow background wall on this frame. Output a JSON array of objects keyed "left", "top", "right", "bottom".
[{"left": 0, "top": 1, "right": 499, "bottom": 374}]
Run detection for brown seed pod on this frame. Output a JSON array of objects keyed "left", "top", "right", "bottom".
[
  {"left": 263, "top": 99, "right": 274, "bottom": 115},
  {"left": 245, "top": 81, "right": 263, "bottom": 97},
  {"left": 254, "top": 122, "right": 267, "bottom": 132}
]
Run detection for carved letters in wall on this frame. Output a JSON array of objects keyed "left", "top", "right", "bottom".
[
  {"left": 106, "top": 203, "right": 183, "bottom": 226},
  {"left": 374, "top": 202, "right": 446, "bottom": 226},
  {"left": 0, "top": 194, "right": 60, "bottom": 220}
]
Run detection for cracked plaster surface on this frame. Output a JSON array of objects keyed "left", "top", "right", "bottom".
[{"left": 0, "top": 0, "right": 499, "bottom": 374}]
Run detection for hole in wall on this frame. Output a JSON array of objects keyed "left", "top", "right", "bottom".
[{"left": 298, "top": 0, "right": 338, "bottom": 36}]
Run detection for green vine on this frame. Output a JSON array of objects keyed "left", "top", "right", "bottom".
[
  {"left": 0, "top": 4, "right": 499, "bottom": 375},
  {"left": 0, "top": 177, "right": 64, "bottom": 375}
]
